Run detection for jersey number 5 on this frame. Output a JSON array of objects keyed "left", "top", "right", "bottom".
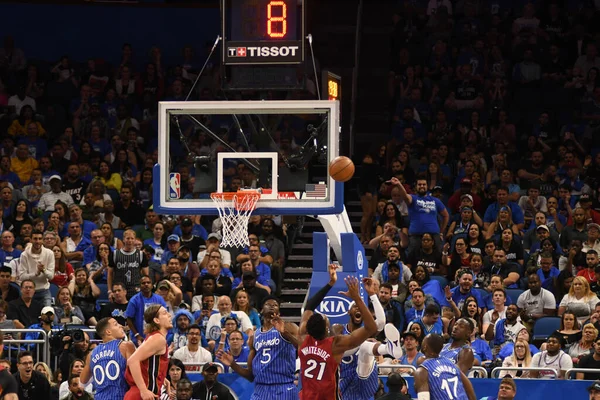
[
  {"left": 441, "top": 376, "right": 459, "bottom": 399},
  {"left": 260, "top": 348, "right": 271, "bottom": 364},
  {"left": 303, "top": 360, "right": 326, "bottom": 380}
]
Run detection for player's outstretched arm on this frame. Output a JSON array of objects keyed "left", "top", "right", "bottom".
[
  {"left": 299, "top": 264, "right": 337, "bottom": 337},
  {"left": 272, "top": 314, "right": 300, "bottom": 348},
  {"left": 457, "top": 348, "right": 475, "bottom": 374},
  {"left": 216, "top": 335, "right": 255, "bottom": 381},
  {"left": 332, "top": 276, "right": 378, "bottom": 355},
  {"left": 460, "top": 370, "right": 477, "bottom": 400},
  {"left": 414, "top": 367, "right": 430, "bottom": 400}
]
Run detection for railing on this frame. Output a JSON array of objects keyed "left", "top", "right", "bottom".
[
  {"left": 565, "top": 368, "right": 600, "bottom": 379},
  {"left": 491, "top": 367, "right": 559, "bottom": 378},
  {"left": 3, "top": 329, "right": 50, "bottom": 364},
  {"left": 377, "top": 363, "right": 487, "bottom": 378}
]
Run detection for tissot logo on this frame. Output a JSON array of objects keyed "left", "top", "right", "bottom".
[
  {"left": 228, "top": 45, "right": 299, "bottom": 58},
  {"left": 315, "top": 295, "right": 352, "bottom": 318}
]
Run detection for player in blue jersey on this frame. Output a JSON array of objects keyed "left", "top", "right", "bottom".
[
  {"left": 439, "top": 318, "right": 475, "bottom": 374},
  {"left": 414, "top": 334, "right": 476, "bottom": 400},
  {"left": 335, "top": 278, "right": 404, "bottom": 400},
  {"left": 218, "top": 295, "right": 299, "bottom": 400},
  {"left": 81, "top": 317, "right": 136, "bottom": 400}
]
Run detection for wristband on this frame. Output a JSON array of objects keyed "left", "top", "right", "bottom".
[{"left": 135, "top": 333, "right": 141, "bottom": 338}]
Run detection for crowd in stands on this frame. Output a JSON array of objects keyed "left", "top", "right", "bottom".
[{"left": 356, "top": 0, "right": 600, "bottom": 385}]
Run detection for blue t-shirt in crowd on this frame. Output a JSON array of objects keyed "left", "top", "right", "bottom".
[
  {"left": 407, "top": 194, "right": 446, "bottom": 235},
  {"left": 124, "top": 292, "right": 167, "bottom": 340}
]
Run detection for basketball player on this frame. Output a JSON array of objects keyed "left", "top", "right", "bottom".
[
  {"left": 125, "top": 304, "right": 173, "bottom": 400},
  {"left": 217, "top": 295, "right": 299, "bottom": 400},
  {"left": 414, "top": 334, "right": 476, "bottom": 400},
  {"left": 81, "top": 317, "right": 135, "bottom": 400},
  {"left": 298, "top": 265, "right": 378, "bottom": 400},
  {"left": 336, "top": 278, "right": 404, "bottom": 400},
  {"left": 439, "top": 318, "right": 475, "bottom": 374}
]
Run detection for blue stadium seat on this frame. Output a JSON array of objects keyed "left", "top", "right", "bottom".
[
  {"left": 114, "top": 229, "right": 125, "bottom": 240},
  {"left": 9, "top": 282, "right": 20, "bottom": 295},
  {"left": 475, "top": 288, "right": 488, "bottom": 302},
  {"left": 49, "top": 283, "right": 59, "bottom": 303},
  {"left": 505, "top": 288, "right": 523, "bottom": 305},
  {"left": 430, "top": 275, "right": 448, "bottom": 288},
  {"left": 95, "top": 299, "right": 110, "bottom": 312},
  {"left": 532, "top": 316, "right": 562, "bottom": 342},
  {"left": 96, "top": 283, "right": 109, "bottom": 302}
]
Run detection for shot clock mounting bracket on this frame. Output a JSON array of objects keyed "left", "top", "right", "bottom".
[{"left": 221, "top": 0, "right": 305, "bottom": 65}]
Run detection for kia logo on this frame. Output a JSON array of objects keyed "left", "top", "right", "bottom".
[{"left": 315, "top": 295, "right": 352, "bottom": 318}]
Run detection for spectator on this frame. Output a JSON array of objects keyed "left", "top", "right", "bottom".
[
  {"left": 389, "top": 177, "right": 448, "bottom": 254},
  {"left": 558, "top": 276, "right": 599, "bottom": 325},
  {"left": 114, "top": 183, "right": 145, "bottom": 228},
  {"left": 125, "top": 274, "right": 167, "bottom": 344},
  {"left": 487, "top": 304, "right": 526, "bottom": 351},
  {"left": 7, "top": 279, "right": 41, "bottom": 329},
  {"left": 584, "top": 224, "right": 600, "bottom": 254},
  {"left": 378, "top": 282, "right": 405, "bottom": 335},
  {"left": 479, "top": 377, "right": 517, "bottom": 400},
  {"left": 485, "top": 206, "right": 521, "bottom": 241},
  {"left": 0, "top": 230, "right": 21, "bottom": 268},
  {"left": 569, "top": 323, "right": 598, "bottom": 364},
  {"left": 64, "top": 203, "right": 96, "bottom": 240},
  {"left": 171, "top": 324, "right": 212, "bottom": 369},
  {"left": 197, "top": 233, "right": 231, "bottom": 269},
  {"left": 0, "top": 266, "right": 18, "bottom": 302},
  {"left": 10, "top": 143, "right": 39, "bottom": 183},
  {"left": 97, "top": 282, "right": 129, "bottom": 327},
  {"left": 68, "top": 268, "right": 99, "bottom": 325},
  {"left": 576, "top": 337, "right": 600, "bottom": 380},
  {"left": 517, "top": 273, "right": 557, "bottom": 327},
  {"left": 482, "top": 289, "right": 508, "bottom": 335},
  {"left": 483, "top": 187, "right": 525, "bottom": 232},
  {"left": 442, "top": 237, "right": 471, "bottom": 282},
  {"left": 416, "top": 303, "right": 444, "bottom": 336},
  {"left": 560, "top": 207, "right": 589, "bottom": 250},
  {"left": 489, "top": 248, "right": 521, "bottom": 289},
  {"left": 404, "top": 288, "right": 426, "bottom": 326},
  {"left": 405, "top": 233, "right": 443, "bottom": 276},
  {"left": 202, "top": 255, "right": 232, "bottom": 297},
  {"left": 449, "top": 269, "right": 484, "bottom": 309},
  {"left": 33, "top": 362, "right": 58, "bottom": 400},
  {"left": 60, "top": 221, "right": 91, "bottom": 266},
  {"left": 160, "top": 359, "right": 188, "bottom": 400},
  {"left": 14, "top": 351, "right": 50, "bottom": 400},
  {"left": 530, "top": 333, "right": 573, "bottom": 379},
  {"left": 232, "top": 289, "right": 260, "bottom": 330},
  {"left": 53, "top": 286, "right": 85, "bottom": 324},
  {"left": 191, "top": 363, "right": 235, "bottom": 400},
  {"left": 50, "top": 245, "right": 74, "bottom": 287},
  {"left": 499, "top": 339, "right": 534, "bottom": 378},
  {"left": 16, "top": 230, "right": 54, "bottom": 306},
  {"left": 108, "top": 229, "right": 149, "bottom": 299},
  {"left": 579, "top": 250, "right": 600, "bottom": 283},
  {"left": 205, "top": 296, "right": 252, "bottom": 348}
]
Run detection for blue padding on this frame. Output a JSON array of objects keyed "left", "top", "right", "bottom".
[
  {"left": 307, "top": 232, "right": 368, "bottom": 327},
  {"left": 186, "top": 374, "right": 594, "bottom": 400}
]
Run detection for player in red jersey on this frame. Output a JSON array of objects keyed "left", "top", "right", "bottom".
[
  {"left": 125, "top": 304, "right": 173, "bottom": 400},
  {"left": 298, "top": 265, "right": 378, "bottom": 400}
]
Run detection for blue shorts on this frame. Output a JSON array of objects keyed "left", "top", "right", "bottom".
[
  {"left": 252, "top": 383, "right": 299, "bottom": 400},
  {"left": 340, "top": 367, "right": 379, "bottom": 400}
]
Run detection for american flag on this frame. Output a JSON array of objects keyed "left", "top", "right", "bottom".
[{"left": 305, "top": 183, "right": 327, "bottom": 197}]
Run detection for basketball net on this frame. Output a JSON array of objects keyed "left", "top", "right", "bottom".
[{"left": 210, "top": 191, "right": 261, "bottom": 247}]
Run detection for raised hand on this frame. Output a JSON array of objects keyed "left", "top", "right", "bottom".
[
  {"left": 271, "top": 313, "right": 285, "bottom": 334},
  {"left": 216, "top": 349, "right": 233, "bottom": 366},
  {"left": 444, "top": 285, "right": 452, "bottom": 299},
  {"left": 388, "top": 177, "right": 401, "bottom": 187},
  {"left": 363, "top": 277, "right": 379, "bottom": 297},
  {"left": 339, "top": 276, "right": 360, "bottom": 300},
  {"left": 328, "top": 264, "right": 339, "bottom": 286}
]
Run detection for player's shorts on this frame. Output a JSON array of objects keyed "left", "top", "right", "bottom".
[
  {"left": 340, "top": 364, "right": 379, "bottom": 400},
  {"left": 252, "top": 382, "right": 299, "bottom": 400},
  {"left": 124, "top": 386, "right": 143, "bottom": 400}
]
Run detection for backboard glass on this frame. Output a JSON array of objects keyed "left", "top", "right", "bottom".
[{"left": 153, "top": 100, "right": 343, "bottom": 215}]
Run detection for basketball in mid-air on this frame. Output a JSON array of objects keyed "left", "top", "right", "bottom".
[{"left": 329, "top": 156, "right": 355, "bottom": 182}]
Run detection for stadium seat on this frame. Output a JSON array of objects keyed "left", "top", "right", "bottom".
[
  {"left": 532, "top": 316, "right": 562, "bottom": 342},
  {"left": 475, "top": 288, "right": 488, "bottom": 302},
  {"left": 96, "top": 283, "right": 109, "bottom": 301},
  {"left": 114, "top": 229, "right": 125, "bottom": 240},
  {"left": 49, "top": 283, "right": 59, "bottom": 302},
  {"left": 430, "top": 275, "right": 448, "bottom": 288},
  {"left": 95, "top": 299, "right": 110, "bottom": 312},
  {"left": 505, "top": 288, "right": 523, "bottom": 305}
]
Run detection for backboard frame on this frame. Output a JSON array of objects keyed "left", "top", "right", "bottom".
[{"left": 153, "top": 100, "right": 344, "bottom": 216}]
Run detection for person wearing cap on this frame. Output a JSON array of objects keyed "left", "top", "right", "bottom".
[
  {"left": 191, "top": 362, "right": 235, "bottom": 400},
  {"left": 161, "top": 234, "right": 182, "bottom": 271},
  {"left": 578, "top": 193, "right": 600, "bottom": 224},
  {"left": 447, "top": 177, "right": 482, "bottom": 214},
  {"left": 446, "top": 206, "right": 480, "bottom": 243},
  {"left": 377, "top": 372, "right": 411, "bottom": 400},
  {"left": 172, "top": 216, "right": 207, "bottom": 254},
  {"left": 588, "top": 380, "right": 600, "bottom": 400},
  {"left": 197, "top": 232, "right": 231, "bottom": 269},
  {"left": 523, "top": 212, "right": 559, "bottom": 253},
  {"left": 231, "top": 269, "right": 270, "bottom": 310},
  {"left": 583, "top": 223, "right": 600, "bottom": 254},
  {"left": 37, "top": 174, "right": 75, "bottom": 212},
  {"left": 397, "top": 331, "right": 424, "bottom": 369},
  {"left": 479, "top": 377, "right": 516, "bottom": 400}
]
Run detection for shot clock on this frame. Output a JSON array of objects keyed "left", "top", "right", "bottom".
[{"left": 221, "top": 0, "right": 305, "bottom": 65}]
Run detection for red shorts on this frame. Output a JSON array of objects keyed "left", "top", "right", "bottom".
[{"left": 124, "top": 386, "right": 142, "bottom": 400}]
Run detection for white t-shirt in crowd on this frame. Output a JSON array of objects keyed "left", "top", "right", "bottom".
[
  {"left": 559, "top": 294, "right": 599, "bottom": 325},
  {"left": 517, "top": 289, "right": 556, "bottom": 315},
  {"left": 172, "top": 345, "right": 213, "bottom": 371},
  {"left": 531, "top": 350, "right": 573, "bottom": 378},
  {"left": 206, "top": 310, "right": 252, "bottom": 340}
]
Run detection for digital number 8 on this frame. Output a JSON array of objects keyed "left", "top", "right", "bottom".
[{"left": 267, "top": 1, "right": 287, "bottom": 38}]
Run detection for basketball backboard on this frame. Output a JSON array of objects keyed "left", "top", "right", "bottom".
[{"left": 153, "top": 100, "right": 343, "bottom": 216}]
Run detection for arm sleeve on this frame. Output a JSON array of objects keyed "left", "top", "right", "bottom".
[
  {"left": 370, "top": 294, "right": 386, "bottom": 332},
  {"left": 543, "top": 291, "right": 557, "bottom": 308},
  {"left": 305, "top": 283, "right": 332, "bottom": 311}
]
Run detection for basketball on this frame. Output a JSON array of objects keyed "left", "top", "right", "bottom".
[{"left": 329, "top": 156, "right": 355, "bottom": 182}]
